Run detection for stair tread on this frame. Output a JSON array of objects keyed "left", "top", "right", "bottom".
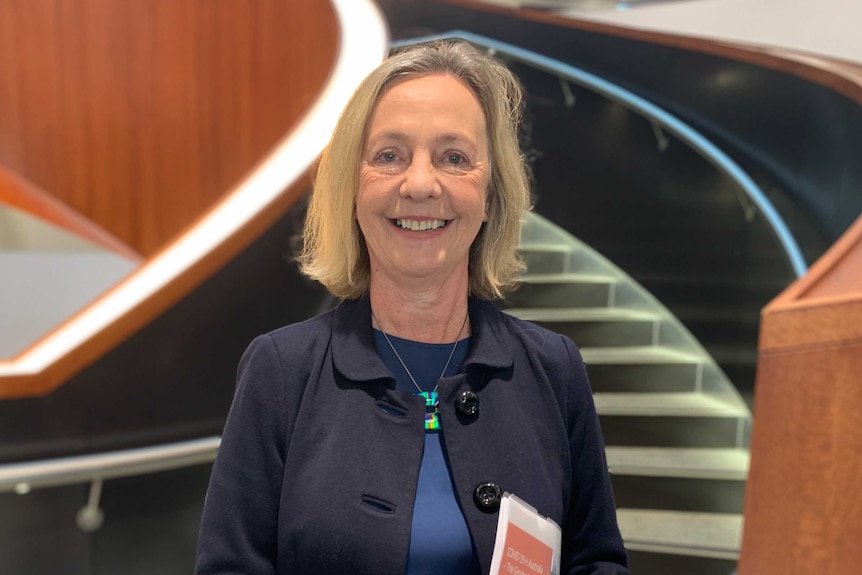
[
  {"left": 606, "top": 446, "right": 749, "bottom": 479},
  {"left": 616, "top": 508, "right": 742, "bottom": 559},
  {"left": 518, "top": 272, "right": 615, "bottom": 283},
  {"left": 518, "top": 243, "right": 573, "bottom": 253},
  {"left": 593, "top": 392, "right": 748, "bottom": 417},
  {"left": 506, "top": 307, "right": 660, "bottom": 322},
  {"left": 581, "top": 346, "right": 701, "bottom": 364}
]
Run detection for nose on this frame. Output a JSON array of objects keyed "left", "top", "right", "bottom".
[{"left": 400, "top": 154, "right": 441, "bottom": 199}]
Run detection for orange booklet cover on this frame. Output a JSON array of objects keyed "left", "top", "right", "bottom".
[{"left": 490, "top": 494, "right": 561, "bottom": 575}]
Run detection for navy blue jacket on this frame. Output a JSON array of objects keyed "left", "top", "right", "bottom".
[{"left": 195, "top": 297, "right": 628, "bottom": 574}]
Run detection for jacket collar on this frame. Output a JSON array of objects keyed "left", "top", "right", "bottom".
[{"left": 331, "top": 296, "right": 514, "bottom": 384}]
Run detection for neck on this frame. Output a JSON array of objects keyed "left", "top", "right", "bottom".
[{"left": 369, "top": 274, "right": 470, "bottom": 344}]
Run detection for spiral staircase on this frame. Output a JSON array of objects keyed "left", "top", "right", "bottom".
[{"left": 508, "top": 211, "right": 750, "bottom": 575}]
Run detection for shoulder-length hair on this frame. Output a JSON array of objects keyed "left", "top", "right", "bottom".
[{"left": 298, "top": 38, "right": 531, "bottom": 300}]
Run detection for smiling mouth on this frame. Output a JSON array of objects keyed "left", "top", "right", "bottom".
[{"left": 393, "top": 219, "right": 450, "bottom": 231}]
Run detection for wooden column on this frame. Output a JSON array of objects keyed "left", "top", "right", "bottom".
[{"left": 739, "top": 215, "right": 862, "bottom": 575}]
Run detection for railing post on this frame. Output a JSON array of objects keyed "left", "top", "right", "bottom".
[{"left": 76, "top": 478, "right": 105, "bottom": 533}]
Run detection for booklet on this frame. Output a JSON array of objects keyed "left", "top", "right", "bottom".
[{"left": 489, "top": 493, "right": 562, "bottom": 575}]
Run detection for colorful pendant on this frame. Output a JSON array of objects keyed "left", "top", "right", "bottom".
[{"left": 416, "top": 391, "right": 441, "bottom": 431}]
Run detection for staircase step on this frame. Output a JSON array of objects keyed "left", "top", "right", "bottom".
[
  {"left": 507, "top": 307, "right": 658, "bottom": 323},
  {"left": 626, "top": 549, "right": 738, "bottom": 575},
  {"left": 504, "top": 273, "right": 615, "bottom": 308},
  {"left": 607, "top": 447, "right": 748, "bottom": 513},
  {"left": 581, "top": 345, "right": 701, "bottom": 365},
  {"left": 617, "top": 508, "right": 742, "bottom": 560},
  {"left": 594, "top": 392, "right": 746, "bottom": 417},
  {"left": 606, "top": 446, "right": 749, "bottom": 480},
  {"left": 579, "top": 346, "right": 702, "bottom": 393},
  {"left": 584, "top": 364, "right": 699, "bottom": 394},
  {"left": 595, "top": 393, "right": 746, "bottom": 448},
  {"left": 510, "top": 212, "right": 750, "bottom": 572},
  {"left": 520, "top": 272, "right": 615, "bottom": 283},
  {"left": 517, "top": 244, "right": 572, "bottom": 274},
  {"left": 508, "top": 307, "right": 660, "bottom": 347}
]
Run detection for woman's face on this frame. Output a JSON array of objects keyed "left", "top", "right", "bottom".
[{"left": 357, "top": 74, "right": 490, "bottom": 289}]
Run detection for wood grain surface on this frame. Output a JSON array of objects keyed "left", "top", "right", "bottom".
[
  {"left": 0, "top": 0, "right": 337, "bottom": 256},
  {"left": 0, "top": 163, "right": 141, "bottom": 259},
  {"left": 740, "top": 173, "right": 862, "bottom": 574},
  {"left": 740, "top": 335, "right": 862, "bottom": 574},
  {"left": 0, "top": 172, "right": 313, "bottom": 399},
  {"left": 0, "top": 0, "right": 342, "bottom": 398}
]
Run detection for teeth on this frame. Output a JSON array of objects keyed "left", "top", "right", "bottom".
[{"left": 396, "top": 219, "right": 446, "bottom": 231}]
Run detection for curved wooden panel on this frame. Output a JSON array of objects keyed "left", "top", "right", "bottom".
[
  {"left": 432, "top": 0, "right": 862, "bottom": 107},
  {"left": 0, "top": 173, "right": 311, "bottom": 399},
  {"left": 0, "top": 0, "right": 389, "bottom": 398},
  {"left": 0, "top": 163, "right": 140, "bottom": 260},
  {"left": 738, "top": 213, "right": 862, "bottom": 575},
  {"left": 0, "top": 0, "right": 337, "bottom": 256}
]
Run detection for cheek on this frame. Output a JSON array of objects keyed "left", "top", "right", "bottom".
[
  {"left": 358, "top": 165, "right": 392, "bottom": 187},
  {"left": 357, "top": 170, "right": 391, "bottom": 204},
  {"left": 355, "top": 199, "right": 371, "bottom": 230},
  {"left": 354, "top": 195, "right": 371, "bottom": 233},
  {"left": 355, "top": 176, "right": 377, "bottom": 218}
]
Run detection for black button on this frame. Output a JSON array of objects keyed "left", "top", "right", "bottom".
[
  {"left": 473, "top": 482, "right": 502, "bottom": 512},
  {"left": 456, "top": 390, "right": 479, "bottom": 416}
]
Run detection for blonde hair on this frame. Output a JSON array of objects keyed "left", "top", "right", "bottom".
[{"left": 298, "top": 39, "right": 531, "bottom": 300}]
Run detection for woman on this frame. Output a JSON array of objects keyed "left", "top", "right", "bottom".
[{"left": 195, "top": 39, "right": 629, "bottom": 574}]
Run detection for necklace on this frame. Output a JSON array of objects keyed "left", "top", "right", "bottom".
[{"left": 373, "top": 311, "right": 469, "bottom": 431}]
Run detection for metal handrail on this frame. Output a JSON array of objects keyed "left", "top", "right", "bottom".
[
  {"left": 0, "top": 436, "right": 220, "bottom": 532},
  {"left": 0, "top": 436, "right": 220, "bottom": 494},
  {"left": 394, "top": 31, "right": 808, "bottom": 278}
]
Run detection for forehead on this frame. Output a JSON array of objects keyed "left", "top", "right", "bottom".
[
  {"left": 367, "top": 74, "right": 487, "bottom": 137},
  {"left": 379, "top": 72, "right": 480, "bottom": 103}
]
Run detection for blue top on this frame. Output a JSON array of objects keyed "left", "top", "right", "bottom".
[{"left": 373, "top": 330, "right": 480, "bottom": 575}]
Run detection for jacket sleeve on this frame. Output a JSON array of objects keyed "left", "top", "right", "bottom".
[
  {"left": 560, "top": 336, "right": 630, "bottom": 575},
  {"left": 195, "top": 334, "right": 287, "bottom": 575}
]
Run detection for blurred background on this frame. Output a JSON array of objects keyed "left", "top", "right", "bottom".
[{"left": 1, "top": 0, "right": 859, "bottom": 573}]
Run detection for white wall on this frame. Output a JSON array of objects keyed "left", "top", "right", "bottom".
[{"left": 541, "top": 0, "right": 862, "bottom": 62}]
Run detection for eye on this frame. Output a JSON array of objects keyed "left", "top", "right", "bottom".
[
  {"left": 445, "top": 152, "right": 467, "bottom": 166},
  {"left": 375, "top": 151, "right": 398, "bottom": 163}
]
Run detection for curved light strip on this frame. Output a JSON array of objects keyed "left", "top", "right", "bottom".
[
  {"left": 0, "top": 0, "right": 388, "bottom": 378},
  {"left": 394, "top": 31, "right": 808, "bottom": 278}
]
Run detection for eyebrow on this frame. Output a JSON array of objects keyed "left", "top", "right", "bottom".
[{"left": 367, "top": 131, "right": 478, "bottom": 148}]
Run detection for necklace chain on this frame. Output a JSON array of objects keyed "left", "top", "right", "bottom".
[{"left": 373, "top": 310, "right": 469, "bottom": 394}]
